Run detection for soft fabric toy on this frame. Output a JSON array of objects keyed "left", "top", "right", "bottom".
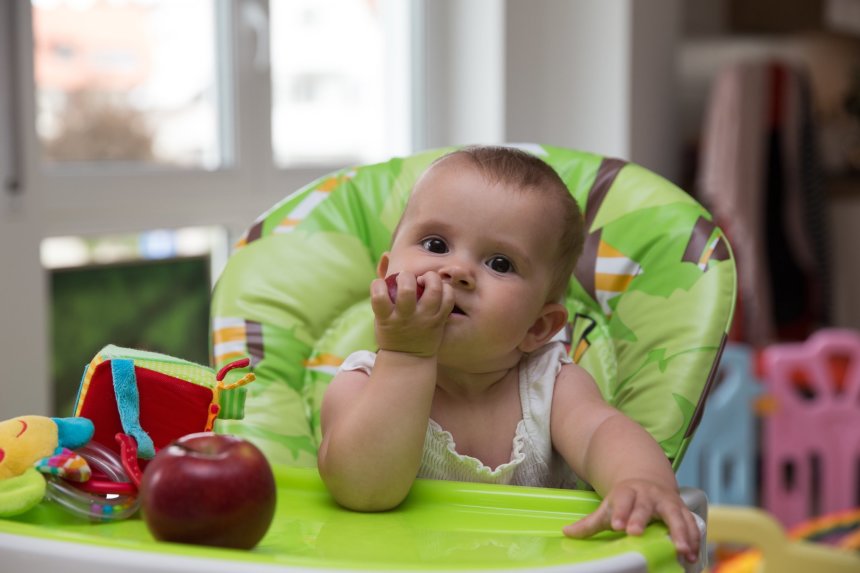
[
  {"left": 74, "top": 345, "right": 254, "bottom": 484},
  {"left": 0, "top": 347, "right": 253, "bottom": 520},
  {"left": 0, "top": 415, "right": 94, "bottom": 517}
]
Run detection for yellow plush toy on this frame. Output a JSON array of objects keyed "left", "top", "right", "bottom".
[{"left": 0, "top": 415, "right": 94, "bottom": 517}]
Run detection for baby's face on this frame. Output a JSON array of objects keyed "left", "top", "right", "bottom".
[{"left": 381, "top": 157, "right": 564, "bottom": 369}]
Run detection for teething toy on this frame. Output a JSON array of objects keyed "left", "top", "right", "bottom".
[{"left": 0, "top": 415, "right": 94, "bottom": 517}]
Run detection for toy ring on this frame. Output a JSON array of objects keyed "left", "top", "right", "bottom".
[{"left": 44, "top": 441, "right": 140, "bottom": 521}]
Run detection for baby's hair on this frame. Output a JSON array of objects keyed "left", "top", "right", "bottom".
[{"left": 435, "top": 146, "right": 585, "bottom": 301}]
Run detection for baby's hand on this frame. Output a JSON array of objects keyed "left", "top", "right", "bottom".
[
  {"left": 370, "top": 271, "right": 454, "bottom": 357},
  {"left": 562, "top": 479, "right": 700, "bottom": 564}
]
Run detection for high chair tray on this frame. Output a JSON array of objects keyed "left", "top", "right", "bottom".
[{"left": 0, "top": 466, "right": 687, "bottom": 572}]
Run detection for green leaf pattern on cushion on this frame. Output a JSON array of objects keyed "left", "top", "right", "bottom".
[{"left": 610, "top": 260, "right": 734, "bottom": 454}]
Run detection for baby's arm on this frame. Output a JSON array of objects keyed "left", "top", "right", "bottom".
[
  {"left": 317, "top": 351, "right": 436, "bottom": 510},
  {"left": 550, "top": 365, "right": 700, "bottom": 563},
  {"left": 317, "top": 272, "right": 453, "bottom": 511}
]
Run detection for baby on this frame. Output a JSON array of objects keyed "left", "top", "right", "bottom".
[{"left": 318, "top": 146, "right": 700, "bottom": 563}]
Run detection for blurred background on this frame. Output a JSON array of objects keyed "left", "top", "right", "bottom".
[{"left": 1, "top": 0, "right": 859, "bottom": 419}]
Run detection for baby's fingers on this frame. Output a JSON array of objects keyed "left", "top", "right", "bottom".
[
  {"left": 604, "top": 487, "right": 636, "bottom": 532},
  {"left": 416, "top": 272, "right": 443, "bottom": 308},
  {"left": 564, "top": 489, "right": 634, "bottom": 538},
  {"left": 370, "top": 278, "right": 394, "bottom": 317},
  {"left": 562, "top": 501, "right": 611, "bottom": 538},
  {"left": 623, "top": 498, "right": 654, "bottom": 536},
  {"left": 667, "top": 505, "right": 701, "bottom": 563},
  {"left": 655, "top": 502, "right": 699, "bottom": 563}
]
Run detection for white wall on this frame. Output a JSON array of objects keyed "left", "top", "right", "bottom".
[
  {"left": 422, "top": 0, "right": 683, "bottom": 180},
  {"left": 505, "top": 1, "right": 630, "bottom": 160},
  {"left": 421, "top": 0, "right": 506, "bottom": 148},
  {"left": 630, "top": 0, "right": 682, "bottom": 182},
  {"left": 504, "top": 0, "right": 681, "bottom": 181}
]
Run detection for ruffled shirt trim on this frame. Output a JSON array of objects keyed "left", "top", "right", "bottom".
[
  {"left": 422, "top": 419, "right": 529, "bottom": 482},
  {"left": 338, "top": 342, "right": 575, "bottom": 488}
]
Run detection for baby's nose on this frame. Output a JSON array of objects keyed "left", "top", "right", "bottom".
[{"left": 440, "top": 265, "right": 475, "bottom": 289}]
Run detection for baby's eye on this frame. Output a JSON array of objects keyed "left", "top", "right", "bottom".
[
  {"left": 487, "top": 256, "right": 513, "bottom": 274},
  {"left": 421, "top": 237, "right": 448, "bottom": 254}
]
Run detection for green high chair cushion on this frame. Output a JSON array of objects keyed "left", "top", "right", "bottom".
[{"left": 210, "top": 144, "right": 736, "bottom": 470}]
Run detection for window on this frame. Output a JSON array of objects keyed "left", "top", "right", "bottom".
[
  {"left": 29, "top": 0, "right": 413, "bottom": 170},
  {"left": 1, "top": 0, "right": 417, "bottom": 418},
  {"left": 32, "top": 0, "right": 225, "bottom": 168},
  {"left": 270, "top": 0, "right": 412, "bottom": 166}
]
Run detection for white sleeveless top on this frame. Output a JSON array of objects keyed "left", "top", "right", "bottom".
[{"left": 338, "top": 341, "right": 578, "bottom": 488}]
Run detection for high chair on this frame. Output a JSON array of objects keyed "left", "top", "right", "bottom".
[
  {"left": 208, "top": 144, "right": 737, "bottom": 569},
  {"left": 0, "top": 145, "right": 737, "bottom": 572}
]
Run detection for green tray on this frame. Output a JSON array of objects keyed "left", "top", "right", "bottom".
[{"left": 0, "top": 466, "right": 684, "bottom": 572}]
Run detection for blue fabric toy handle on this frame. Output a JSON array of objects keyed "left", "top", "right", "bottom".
[{"left": 110, "top": 359, "right": 156, "bottom": 459}]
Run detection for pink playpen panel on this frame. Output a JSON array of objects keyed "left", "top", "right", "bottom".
[{"left": 760, "top": 329, "right": 860, "bottom": 528}]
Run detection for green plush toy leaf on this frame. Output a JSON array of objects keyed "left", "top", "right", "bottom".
[{"left": 0, "top": 468, "right": 46, "bottom": 517}]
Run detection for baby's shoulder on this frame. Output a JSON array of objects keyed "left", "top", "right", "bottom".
[
  {"left": 554, "top": 361, "right": 595, "bottom": 386},
  {"left": 552, "top": 360, "right": 605, "bottom": 404}
]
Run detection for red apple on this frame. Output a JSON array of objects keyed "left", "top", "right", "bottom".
[
  {"left": 385, "top": 273, "right": 424, "bottom": 303},
  {"left": 140, "top": 432, "right": 276, "bottom": 550}
]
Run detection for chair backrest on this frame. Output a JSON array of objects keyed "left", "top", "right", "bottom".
[
  {"left": 676, "top": 343, "right": 762, "bottom": 505},
  {"left": 760, "top": 328, "right": 860, "bottom": 527},
  {"left": 210, "top": 145, "right": 737, "bottom": 469}
]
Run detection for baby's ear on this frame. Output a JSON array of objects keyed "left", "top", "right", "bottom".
[
  {"left": 376, "top": 252, "right": 390, "bottom": 279},
  {"left": 519, "top": 302, "right": 568, "bottom": 353}
]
